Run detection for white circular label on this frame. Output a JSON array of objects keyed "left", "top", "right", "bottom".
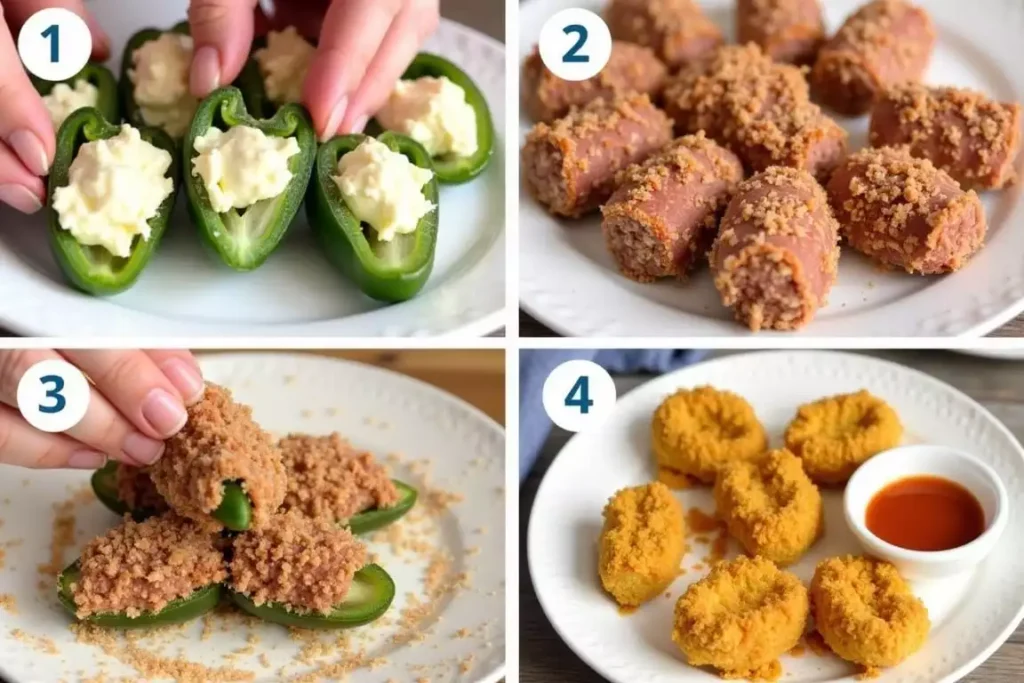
[
  {"left": 538, "top": 8, "right": 612, "bottom": 81},
  {"left": 542, "top": 360, "right": 617, "bottom": 433},
  {"left": 17, "top": 359, "right": 91, "bottom": 433},
  {"left": 18, "top": 8, "right": 93, "bottom": 82}
]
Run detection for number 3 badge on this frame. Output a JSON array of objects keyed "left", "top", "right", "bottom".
[
  {"left": 538, "top": 8, "right": 612, "bottom": 81},
  {"left": 17, "top": 359, "right": 91, "bottom": 433},
  {"left": 542, "top": 359, "right": 617, "bottom": 433}
]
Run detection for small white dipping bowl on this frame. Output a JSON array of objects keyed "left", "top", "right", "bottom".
[{"left": 844, "top": 444, "right": 1008, "bottom": 581}]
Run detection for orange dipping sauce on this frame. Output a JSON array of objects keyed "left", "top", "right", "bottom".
[{"left": 865, "top": 475, "right": 986, "bottom": 552}]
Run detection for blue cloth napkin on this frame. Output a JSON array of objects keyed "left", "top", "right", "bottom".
[{"left": 519, "top": 350, "right": 707, "bottom": 481}]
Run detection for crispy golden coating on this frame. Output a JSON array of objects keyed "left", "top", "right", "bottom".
[
  {"left": 115, "top": 464, "right": 168, "bottom": 513},
  {"left": 598, "top": 482, "right": 684, "bottom": 607},
  {"left": 811, "top": 555, "right": 930, "bottom": 667},
  {"left": 673, "top": 556, "right": 809, "bottom": 676},
  {"left": 652, "top": 386, "right": 768, "bottom": 483},
  {"left": 278, "top": 433, "right": 399, "bottom": 522},
  {"left": 713, "top": 449, "right": 823, "bottom": 566},
  {"left": 230, "top": 510, "right": 367, "bottom": 615},
  {"left": 784, "top": 390, "right": 902, "bottom": 485},
  {"left": 71, "top": 514, "right": 225, "bottom": 619},
  {"left": 151, "top": 383, "right": 287, "bottom": 530}
]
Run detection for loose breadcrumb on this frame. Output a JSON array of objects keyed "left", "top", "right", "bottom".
[
  {"left": 152, "top": 383, "right": 286, "bottom": 530},
  {"left": 0, "top": 593, "right": 18, "bottom": 614}
]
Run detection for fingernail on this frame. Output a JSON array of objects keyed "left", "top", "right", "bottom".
[
  {"left": 8, "top": 129, "right": 49, "bottom": 176},
  {"left": 0, "top": 185, "right": 42, "bottom": 214},
  {"left": 348, "top": 115, "right": 368, "bottom": 135},
  {"left": 141, "top": 388, "right": 188, "bottom": 438},
  {"left": 320, "top": 95, "right": 348, "bottom": 142},
  {"left": 190, "top": 46, "right": 221, "bottom": 96},
  {"left": 67, "top": 450, "right": 107, "bottom": 470},
  {"left": 122, "top": 432, "right": 164, "bottom": 465},
  {"left": 161, "top": 359, "right": 205, "bottom": 405}
]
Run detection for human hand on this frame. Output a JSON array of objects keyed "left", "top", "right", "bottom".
[
  {"left": 0, "top": 0, "right": 109, "bottom": 214},
  {"left": 188, "top": 0, "right": 439, "bottom": 140},
  {"left": 0, "top": 350, "right": 203, "bottom": 469}
]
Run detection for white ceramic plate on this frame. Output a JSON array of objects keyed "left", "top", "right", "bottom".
[
  {"left": 954, "top": 348, "right": 1024, "bottom": 360},
  {"left": 0, "top": 0, "right": 506, "bottom": 337},
  {"left": 528, "top": 350, "right": 1024, "bottom": 682},
  {"left": 0, "top": 353, "right": 506, "bottom": 682},
  {"left": 519, "top": 0, "right": 1024, "bottom": 337}
]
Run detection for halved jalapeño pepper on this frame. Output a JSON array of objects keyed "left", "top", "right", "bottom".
[
  {"left": 184, "top": 86, "right": 316, "bottom": 271},
  {"left": 372, "top": 52, "right": 494, "bottom": 185},
  {"left": 119, "top": 21, "right": 190, "bottom": 132},
  {"left": 307, "top": 132, "right": 438, "bottom": 302},
  {"left": 229, "top": 564, "right": 394, "bottom": 629},
  {"left": 57, "top": 560, "right": 221, "bottom": 628},
  {"left": 91, "top": 462, "right": 252, "bottom": 531},
  {"left": 32, "top": 62, "right": 119, "bottom": 125},
  {"left": 234, "top": 33, "right": 319, "bottom": 120},
  {"left": 47, "top": 108, "right": 178, "bottom": 295},
  {"left": 348, "top": 480, "right": 418, "bottom": 535}
]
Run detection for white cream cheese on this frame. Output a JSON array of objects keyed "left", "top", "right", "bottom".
[
  {"left": 375, "top": 76, "right": 478, "bottom": 158},
  {"left": 44, "top": 79, "right": 99, "bottom": 130},
  {"left": 129, "top": 32, "right": 198, "bottom": 138},
  {"left": 191, "top": 125, "right": 300, "bottom": 213},
  {"left": 52, "top": 125, "right": 173, "bottom": 258},
  {"left": 333, "top": 138, "right": 434, "bottom": 242},
  {"left": 254, "top": 27, "right": 315, "bottom": 105}
]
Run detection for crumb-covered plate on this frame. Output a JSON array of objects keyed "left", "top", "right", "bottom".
[
  {"left": 518, "top": 0, "right": 1024, "bottom": 337},
  {"left": 529, "top": 351, "right": 1024, "bottom": 682},
  {"left": 0, "top": 353, "right": 505, "bottom": 683}
]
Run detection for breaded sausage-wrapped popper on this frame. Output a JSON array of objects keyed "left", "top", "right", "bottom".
[
  {"left": 598, "top": 482, "right": 684, "bottom": 607},
  {"left": 602, "top": 133, "right": 744, "bottom": 283},
  {"left": 811, "top": 0, "right": 935, "bottom": 116},
  {"left": 869, "top": 84, "right": 1022, "bottom": 191},
  {"left": 827, "top": 146, "right": 987, "bottom": 274},
  {"left": 664, "top": 44, "right": 847, "bottom": 181},
  {"left": 605, "top": 0, "right": 723, "bottom": 70},
  {"left": 522, "top": 42, "right": 667, "bottom": 123},
  {"left": 521, "top": 94, "right": 673, "bottom": 218},
  {"left": 150, "top": 383, "right": 287, "bottom": 531},
  {"left": 711, "top": 166, "right": 840, "bottom": 331},
  {"left": 736, "top": 0, "right": 825, "bottom": 65}
]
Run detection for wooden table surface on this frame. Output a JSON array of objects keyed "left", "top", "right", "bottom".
[
  {"left": 519, "top": 350, "right": 1024, "bottom": 682},
  {"left": 520, "top": 311, "right": 1024, "bottom": 338}
]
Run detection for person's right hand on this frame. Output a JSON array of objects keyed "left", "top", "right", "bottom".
[
  {"left": 0, "top": 349, "right": 203, "bottom": 469},
  {"left": 0, "top": 0, "right": 109, "bottom": 215}
]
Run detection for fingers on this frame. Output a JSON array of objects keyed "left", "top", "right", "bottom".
[
  {"left": 0, "top": 403, "right": 105, "bottom": 469},
  {"left": 60, "top": 350, "right": 194, "bottom": 442},
  {"left": 0, "top": 8, "right": 54, "bottom": 180},
  {"left": 187, "top": 0, "right": 258, "bottom": 97},
  {"left": 144, "top": 350, "right": 205, "bottom": 406},
  {"left": 301, "top": 0, "right": 402, "bottom": 140},
  {"left": 0, "top": 349, "right": 164, "bottom": 466},
  {"left": 335, "top": 2, "right": 437, "bottom": 136},
  {"left": 3, "top": 0, "right": 111, "bottom": 59},
  {"left": 0, "top": 142, "right": 44, "bottom": 213}
]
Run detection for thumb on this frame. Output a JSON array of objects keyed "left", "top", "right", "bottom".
[{"left": 187, "top": 0, "right": 257, "bottom": 97}]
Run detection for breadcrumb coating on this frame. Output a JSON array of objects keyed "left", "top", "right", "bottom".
[
  {"left": 230, "top": 511, "right": 367, "bottom": 614},
  {"left": 71, "top": 514, "right": 226, "bottom": 619},
  {"left": 598, "top": 482, "right": 684, "bottom": 607},
  {"left": 673, "top": 555, "right": 809, "bottom": 676},
  {"left": 810, "top": 555, "right": 930, "bottom": 667},
  {"left": 737, "top": 0, "right": 825, "bottom": 65},
  {"left": 278, "top": 433, "right": 399, "bottom": 522},
  {"left": 714, "top": 448, "right": 823, "bottom": 566},
  {"left": 605, "top": 0, "right": 723, "bottom": 69},
  {"left": 652, "top": 386, "right": 768, "bottom": 483},
  {"left": 151, "top": 383, "right": 286, "bottom": 530},
  {"left": 784, "top": 390, "right": 902, "bottom": 485},
  {"left": 116, "top": 464, "right": 169, "bottom": 513}
]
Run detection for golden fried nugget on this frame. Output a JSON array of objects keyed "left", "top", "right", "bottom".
[
  {"left": 784, "top": 390, "right": 902, "bottom": 485},
  {"left": 598, "top": 481, "right": 685, "bottom": 607},
  {"left": 714, "top": 449, "right": 823, "bottom": 566},
  {"left": 652, "top": 386, "right": 768, "bottom": 483},
  {"left": 811, "top": 555, "right": 930, "bottom": 668},
  {"left": 673, "top": 556, "right": 809, "bottom": 677}
]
